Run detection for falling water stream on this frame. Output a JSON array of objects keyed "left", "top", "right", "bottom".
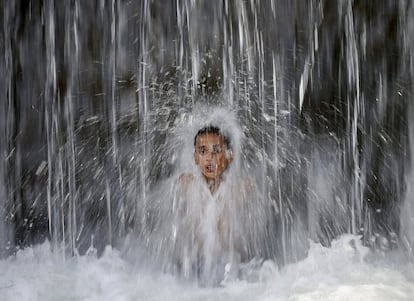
[{"left": 1, "top": 0, "right": 414, "bottom": 299}]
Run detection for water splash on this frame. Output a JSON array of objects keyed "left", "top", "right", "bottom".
[
  {"left": 1, "top": 0, "right": 413, "bottom": 276},
  {"left": 137, "top": 105, "right": 276, "bottom": 285}
]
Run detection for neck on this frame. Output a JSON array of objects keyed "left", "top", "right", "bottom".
[{"left": 206, "top": 177, "right": 221, "bottom": 194}]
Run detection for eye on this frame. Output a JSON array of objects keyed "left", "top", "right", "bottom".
[
  {"left": 198, "top": 147, "right": 207, "bottom": 155},
  {"left": 212, "top": 145, "right": 222, "bottom": 154}
]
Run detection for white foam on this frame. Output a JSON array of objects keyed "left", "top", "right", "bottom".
[{"left": 1, "top": 235, "right": 413, "bottom": 301}]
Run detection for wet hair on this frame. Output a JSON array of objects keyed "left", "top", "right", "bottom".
[{"left": 194, "top": 126, "right": 231, "bottom": 149}]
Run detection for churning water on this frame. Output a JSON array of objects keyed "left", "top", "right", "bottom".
[
  {"left": 2, "top": 0, "right": 414, "bottom": 299},
  {"left": 1, "top": 235, "right": 414, "bottom": 301}
]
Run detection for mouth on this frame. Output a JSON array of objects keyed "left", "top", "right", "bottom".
[{"left": 205, "top": 164, "right": 216, "bottom": 173}]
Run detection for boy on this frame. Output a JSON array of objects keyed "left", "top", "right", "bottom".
[
  {"left": 147, "top": 123, "right": 268, "bottom": 285},
  {"left": 174, "top": 125, "right": 242, "bottom": 284}
]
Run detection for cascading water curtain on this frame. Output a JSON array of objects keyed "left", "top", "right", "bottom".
[
  {"left": 1, "top": 0, "right": 414, "bottom": 262},
  {"left": 400, "top": 0, "right": 414, "bottom": 257}
]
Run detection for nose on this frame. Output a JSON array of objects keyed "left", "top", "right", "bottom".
[{"left": 207, "top": 151, "right": 215, "bottom": 160}]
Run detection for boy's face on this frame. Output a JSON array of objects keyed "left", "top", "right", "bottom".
[{"left": 194, "top": 133, "right": 233, "bottom": 181}]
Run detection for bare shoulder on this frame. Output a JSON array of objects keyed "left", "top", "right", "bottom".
[{"left": 178, "top": 173, "right": 195, "bottom": 184}]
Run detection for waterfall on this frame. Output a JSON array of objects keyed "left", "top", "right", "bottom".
[{"left": 1, "top": 0, "right": 413, "bottom": 267}]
